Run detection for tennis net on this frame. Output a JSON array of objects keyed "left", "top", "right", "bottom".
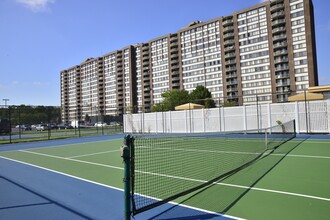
[{"left": 130, "top": 120, "right": 296, "bottom": 215}]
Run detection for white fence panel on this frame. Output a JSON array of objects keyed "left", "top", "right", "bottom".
[
  {"left": 124, "top": 100, "right": 330, "bottom": 134},
  {"left": 308, "top": 101, "right": 328, "bottom": 133},
  {"left": 204, "top": 108, "right": 221, "bottom": 132},
  {"left": 223, "top": 106, "right": 245, "bottom": 131},
  {"left": 170, "top": 110, "right": 186, "bottom": 133}
]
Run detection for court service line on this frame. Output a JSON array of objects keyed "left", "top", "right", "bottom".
[
  {"left": 15, "top": 150, "right": 330, "bottom": 202},
  {"left": 138, "top": 146, "right": 330, "bottom": 160},
  {"left": 19, "top": 150, "right": 123, "bottom": 170},
  {"left": 67, "top": 149, "right": 120, "bottom": 159},
  {"left": 272, "top": 153, "right": 330, "bottom": 159}
]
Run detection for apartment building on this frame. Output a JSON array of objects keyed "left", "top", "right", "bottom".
[{"left": 61, "top": 0, "right": 318, "bottom": 122}]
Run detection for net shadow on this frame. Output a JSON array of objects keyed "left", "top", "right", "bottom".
[{"left": 146, "top": 137, "right": 308, "bottom": 220}]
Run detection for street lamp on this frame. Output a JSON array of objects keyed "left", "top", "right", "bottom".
[{"left": 3, "top": 99, "right": 9, "bottom": 108}]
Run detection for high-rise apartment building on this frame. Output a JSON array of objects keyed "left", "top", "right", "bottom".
[{"left": 61, "top": 0, "right": 318, "bottom": 123}]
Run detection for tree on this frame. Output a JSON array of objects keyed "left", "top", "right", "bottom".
[
  {"left": 222, "top": 101, "right": 238, "bottom": 107},
  {"left": 151, "top": 89, "right": 190, "bottom": 112},
  {"left": 189, "top": 85, "right": 216, "bottom": 108}
]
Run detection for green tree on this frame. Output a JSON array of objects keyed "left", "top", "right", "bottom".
[
  {"left": 151, "top": 89, "right": 190, "bottom": 112},
  {"left": 222, "top": 101, "right": 238, "bottom": 107},
  {"left": 189, "top": 85, "right": 216, "bottom": 108}
]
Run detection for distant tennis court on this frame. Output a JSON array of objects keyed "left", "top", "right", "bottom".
[{"left": 0, "top": 134, "right": 330, "bottom": 219}]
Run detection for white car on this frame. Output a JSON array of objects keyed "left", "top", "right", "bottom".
[
  {"left": 36, "top": 124, "right": 48, "bottom": 131},
  {"left": 94, "top": 122, "right": 107, "bottom": 127}
]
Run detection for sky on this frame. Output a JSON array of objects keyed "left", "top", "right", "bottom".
[{"left": 0, "top": 0, "right": 329, "bottom": 106}]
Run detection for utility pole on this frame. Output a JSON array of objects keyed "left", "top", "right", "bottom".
[{"left": 3, "top": 99, "right": 9, "bottom": 108}]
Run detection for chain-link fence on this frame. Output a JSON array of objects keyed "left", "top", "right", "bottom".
[{"left": 0, "top": 105, "right": 123, "bottom": 144}]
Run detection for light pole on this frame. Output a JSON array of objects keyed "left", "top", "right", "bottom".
[{"left": 3, "top": 99, "right": 9, "bottom": 108}]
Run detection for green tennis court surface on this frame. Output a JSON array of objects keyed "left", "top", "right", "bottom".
[{"left": 0, "top": 136, "right": 330, "bottom": 219}]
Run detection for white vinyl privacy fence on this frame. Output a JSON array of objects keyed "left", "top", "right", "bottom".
[{"left": 124, "top": 100, "right": 330, "bottom": 134}]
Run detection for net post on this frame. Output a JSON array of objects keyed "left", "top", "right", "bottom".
[
  {"left": 265, "top": 128, "right": 268, "bottom": 150},
  {"left": 293, "top": 119, "right": 296, "bottom": 138},
  {"left": 121, "top": 135, "right": 132, "bottom": 220}
]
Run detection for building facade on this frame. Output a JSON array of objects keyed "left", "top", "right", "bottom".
[{"left": 61, "top": 0, "right": 318, "bottom": 123}]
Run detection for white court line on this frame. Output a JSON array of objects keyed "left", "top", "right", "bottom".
[
  {"left": 67, "top": 149, "right": 120, "bottom": 159},
  {"left": 19, "top": 150, "right": 123, "bottom": 170},
  {"left": 272, "top": 153, "right": 330, "bottom": 159},
  {"left": 14, "top": 150, "right": 330, "bottom": 203},
  {"left": 137, "top": 146, "right": 330, "bottom": 160},
  {"left": 1, "top": 138, "right": 122, "bottom": 153},
  {"left": 0, "top": 156, "right": 243, "bottom": 220}
]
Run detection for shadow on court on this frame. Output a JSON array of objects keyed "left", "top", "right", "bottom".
[
  {"left": 146, "top": 138, "right": 308, "bottom": 220},
  {"left": 0, "top": 176, "right": 92, "bottom": 220}
]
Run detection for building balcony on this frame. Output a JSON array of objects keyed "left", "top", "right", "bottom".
[
  {"left": 171, "top": 53, "right": 179, "bottom": 59},
  {"left": 224, "top": 46, "right": 235, "bottom": 52},
  {"left": 171, "top": 70, "right": 179, "bottom": 76},
  {"left": 170, "top": 47, "right": 178, "bottom": 52},
  {"left": 171, "top": 65, "right": 179, "bottom": 70},
  {"left": 227, "top": 92, "right": 238, "bottom": 98},
  {"left": 172, "top": 76, "right": 180, "bottom": 81},
  {"left": 270, "top": 3, "right": 284, "bottom": 12},
  {"left": 224, "top": 39, "right": 235, "bottom": 46},
  {"left": 226, "top": 73, "right": 237, "bottom": 79},
  {"left": 274, "top": 50, "right": 288, "bottom": 56},
  {"left": 271, "top": 11, "right": 285, "bottom": 19},
  {"left": 272, "top": 19, "right": 286, "bottom": 27},
  {"left": 273, "top": 34, "right": 287, "bottom": 41},
  {"left": 275, "top": 73, "right": 290, "bottom": 79},
  {"left": 275, "top": 66, "right": 289, "bottom": 71},
  {"left": 170, "top": 42, "right": 178, "bottom": 47},
  {"left": 225, "top": 59, "right": 236, "bottom": 65},
  {"left": 142, "top": 50, "right": 149, "bottom": 56},
  {"left": 172, "top": 82, "right": 180, "bottom": 87},
  {"left": 226, "top": 80, "right": 238, "bottom": 85},
  {"left": 222, "top": 19, "right": 234, "bottom": 26},
  {"left": 223, "top": 32, "right": 235, "bottom": 39},
  {"left": 276, "top": 82, "right": 290, "bottom": 87},
  {"left": 273, "top": 41, "right": 287, "bottom": 49},
  {"left": 272, "top": 27, "right": 286, "bottom": 34},
  {"left": 223, "top": 26, "right": 234, "bottom": 33},
  {"left": 224, "top": 52, "right": 236, "bottom": 58},
  {"left": 226, "top": 66, "right": 237, "bottom": 72},
  {"left": 170, "top": 37, "right": 178, "bottom": 43},
  {"left": 274, "top": 57, "right": 289, "bottom": 64},
  {"left": 227, "top": 87, "right": 238, "bottom": 93}
]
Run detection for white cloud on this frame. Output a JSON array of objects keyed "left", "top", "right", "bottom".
[
  {"left": 32, "top": 81, "right": 50, "bottom": 87},
  {"left": 17, "top": 0, "right": 55, "bottom": 13},
  {"left": 259, "top": 0, "right": 268, "bottom": 3}
]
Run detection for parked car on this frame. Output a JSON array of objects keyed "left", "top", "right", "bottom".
[
  {"left": 109, "top": 122, "right": 121, "bottom": 126},
  {"left": 94, "top": 122, "right": 107, "bottom": 127},
  {"left": 58, "top": 124, "right": 73, "bottom": 130},
  {"left": 48, "top": 124, "right": 58, "bottom": 130},
  {"left": 0, "top": 119, "right": 10, "bottom": 134},
  {"left": 16, "top": 124, "right": 32, "bottom": 131},
  {"left": 36, "top": 124, "right": 48, "bottom": 131}
]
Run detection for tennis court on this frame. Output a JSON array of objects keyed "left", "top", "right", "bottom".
[{"left": 0, "top": 133, "right": 329, "bottom": 219}]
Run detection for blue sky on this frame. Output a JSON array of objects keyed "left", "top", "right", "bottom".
[{"left": 0, "top": 0, "right": 329, "bottom": 106}]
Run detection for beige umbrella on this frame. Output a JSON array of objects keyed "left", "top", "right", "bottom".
[
  {"left": 175, "top": 103, "right": 204, "bottom": 110},
  {"left": 288, "top": 92, "right": 324, "bottom": 102}
]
